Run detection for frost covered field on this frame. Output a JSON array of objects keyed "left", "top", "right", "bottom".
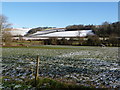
[{"left": 2, "top": 46, "right": 120, "bottom": 88}]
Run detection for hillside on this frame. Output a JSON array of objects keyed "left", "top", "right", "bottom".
[
  {"left": 29, "top": 30, "right": 94, "bottom": 38},
  {"left": 25, "top": 27, "right": 57, "bottom": 36}
]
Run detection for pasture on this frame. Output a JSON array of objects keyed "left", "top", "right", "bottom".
[{"left": 1, "top": 45, "right": 120, "bottom": 89}]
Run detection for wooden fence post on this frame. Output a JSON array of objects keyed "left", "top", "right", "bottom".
[{"left": 35, "top": 55, "right": 40, "bottom": 86}]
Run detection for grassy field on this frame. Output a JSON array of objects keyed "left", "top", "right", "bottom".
[
  {"left": 10, "top": 40, "right": 43, "bottom": 46},
  {"left": 1, "top": 45, "right": 120, "bottom": 89}
]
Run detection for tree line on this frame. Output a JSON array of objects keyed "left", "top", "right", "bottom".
[
  {"left": 42, "top": 36, "right": 119, "bottom": 47},
  {"left": 43, "top": 21, "right": 120, "bottom": 46},
  {"left": 65, "top": 21, "right": 120, "bottom": 37}
]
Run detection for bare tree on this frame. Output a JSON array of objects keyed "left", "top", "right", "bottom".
[
  {"left": 0, "top": 15, "right": 12, "bottom": 32},
  {"left": 0, "top": 15, "right": 12, "bottom": 45}
]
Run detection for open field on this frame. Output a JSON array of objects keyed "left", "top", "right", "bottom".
[{"left": 1, "top": 45, "right": 120, "bottom": 89}]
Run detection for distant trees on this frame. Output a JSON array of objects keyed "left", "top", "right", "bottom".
[
  {"left": 49, "top": 38, "right": 58, "bottom": 45},
  {"left": 66, "top": 24, "right": 95, "bottom": 31},
  {"left": 94, "top": 21, "right": 120, "bottom": 37},
  {"left": 77, "top": 37, "right": 85, "bottom": 46},
  {"left": 60, "top": 38, "right": 69, "bottom": 45},
  {"left": 108, "top": 34, "right": 119, "bottom": 46},
  {"left": 65, "top": 21, "right": 120, "bottom": 37},
  {"left": 86, "top": 35, "right": 101, "bottom": 46},
  {"left": 65, "top": 21, "right": 120, "bottom": 46}
]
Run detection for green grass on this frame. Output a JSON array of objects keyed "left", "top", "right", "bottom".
[
  {"left": 2, "top": 45, "right": 73, "bottom": 49},
  {"left": 2, "top": 45, "right": 101, "bottom": 49},
  {"left": 2, "top": 46, "right": 118, "bottom": 89},
  {"left": 7, "top": 40, "right": 43, "bottom": 46},
  {"left": 2, "top": 45, "right": 118, "bottom": 60},
  {"left": 2, "top": 76, "right": 92, "bottom": 89}
]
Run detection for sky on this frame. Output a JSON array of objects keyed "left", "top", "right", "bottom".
[
  {"left": 2, "top": 2, "right": 118, "bottom": 28},
  {"left": 1, "top": 0, "right": 120, "bottom": 2}
]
